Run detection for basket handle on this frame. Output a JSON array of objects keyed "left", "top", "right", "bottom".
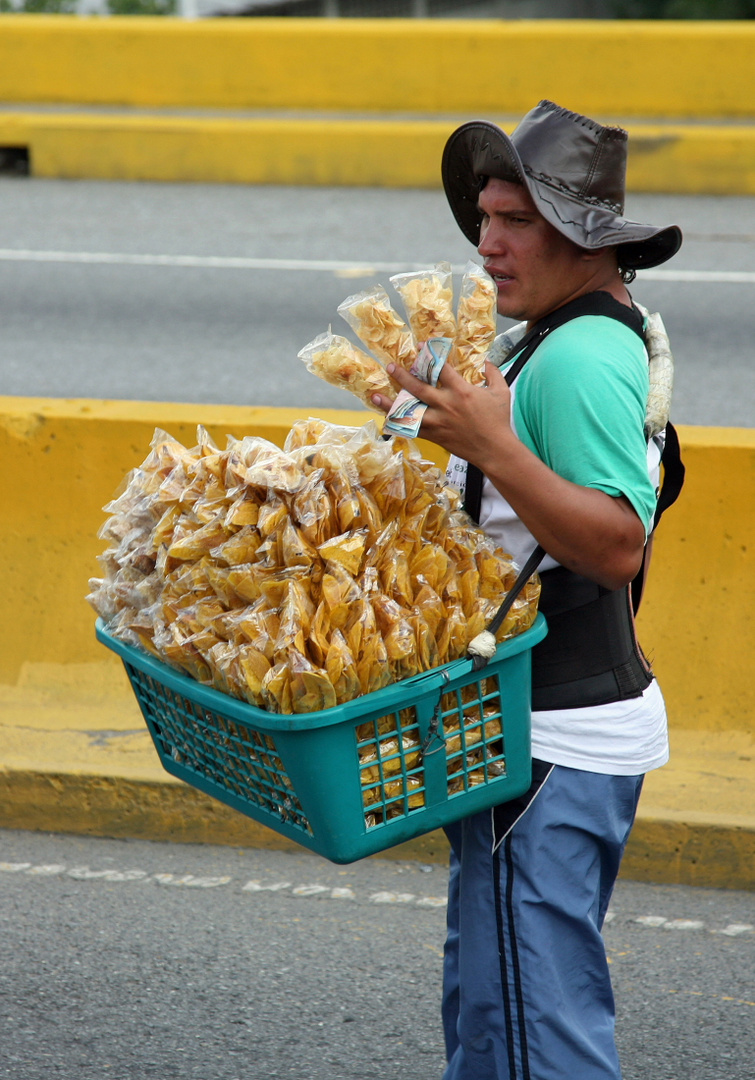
[
  {"left": 467, "top": 545, "right": 546, "bottom": 671},
  {"left": 419, "top": 669, "right": 451, "bottom": 760}
]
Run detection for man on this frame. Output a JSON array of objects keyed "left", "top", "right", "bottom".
[{"left": 371, "top": 100, "right": 682, "bottom": 1079}]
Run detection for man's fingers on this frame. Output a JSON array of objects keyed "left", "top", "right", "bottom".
[
  {"left": 373, "top": 357, "right": 503, "bottom": 416},
  {"left": 370, "top": 392, "right": 392, "bottom": 414},
  {"left": 381, "top": 364, "right": 440, "bottom": 411},
  {"left": 435, "top": 360, "right": 466, "bottom": 390},
  {"left": 386, "top": 363, "right": 427, "bottom": 396}
]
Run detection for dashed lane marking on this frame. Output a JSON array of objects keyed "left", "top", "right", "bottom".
[
  {"left": 152, "top": 873, "right": 232, "bottom": 888},
  {"left": 369, "top": 891, "right": 417, "bottom": 905},
  {"left": 0, "top": 859, "right": 445, "bottom": 908},
  {"left": 242, "top": 880, "right": 293, "bottom": 893},
  {"left": 3, "top": 860, "right": 753, "bottom": 929},
  {"left": 291, "top": 884, "right": 332, "bottom": 897},
  {"left": 632, "top": 915, "right": 753, "bottom": 934},
  {"left": 68, "top": 867, "right": 150, "bottom": 882}
]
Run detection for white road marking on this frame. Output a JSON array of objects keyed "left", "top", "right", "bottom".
[
  {"left": 1, "top": 860, "right": 750, "bottom": 927},
  {"left": 98, "top": 869, "right": 150, "bottom": 882},
  {"left": 68, "top": 867, "right": 120, "bottom": 880},
  {"left": 152, "top": 873, "right": 232, "bottom": 888},
  {"left": 640, "top": 268, "right": 755, "bottom": 284},
  {"left": 0, "top": 248, "right": 751, "bottom": 285},
  {"left": 67, "top": 866, "right": 149, "bottom": 882},
  {"left": 242, "top": 880, "right": 293, "bottom": 892},
  {"left": 291, "top": 884, "right": 331, "bottom": 897},
  {"left": 369, "top": 891, "right": 416, "bottom": 904},
  {"left": 0, "top": 249, "right": 429, "bottom": 274}
]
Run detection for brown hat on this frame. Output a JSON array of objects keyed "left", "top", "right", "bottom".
[{"left": 441, "top": 100, "right": 682, "bottom": 270}]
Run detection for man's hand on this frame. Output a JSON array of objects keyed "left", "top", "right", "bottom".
[
  {"left": 373, "top": 355, "right": 645, "bottom": 591},
  {"left": 372, "top": 359, "right": 516, "bottom": 464}
]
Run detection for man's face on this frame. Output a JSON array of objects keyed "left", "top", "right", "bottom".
[{"left": 477, "top": 177, "right": 592, "bottom": 325}]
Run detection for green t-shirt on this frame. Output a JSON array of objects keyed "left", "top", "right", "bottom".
[{"left": 504, "top": 314, "right": 657, "bottom": 535}]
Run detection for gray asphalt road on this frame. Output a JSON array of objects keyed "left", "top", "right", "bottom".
[
  {"left": 1, "top": 829, "right": 753, "bottom": 1080},
  {"left": 1, "top": 177, "right": 753, "bottom": 427}
]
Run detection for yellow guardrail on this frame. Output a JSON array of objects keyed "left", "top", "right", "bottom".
[
  {"left": 1, "top": 397, "right": 753, "bottom": 737},
  {"left": 0, "top": 16, "right": 753, "bottom": 117}
]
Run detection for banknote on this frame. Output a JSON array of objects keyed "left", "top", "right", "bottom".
[
  {"left": 410, "top": 336, "right": 453, "bottom": 386},
  {"left": 383, "top": 390, "right": 428, "bottom": 438},
  {"left": 383, "top": 337, "right": 452, "bottom": 438}
]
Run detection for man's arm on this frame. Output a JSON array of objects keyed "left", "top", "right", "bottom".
[{"left": 374, "top": 360, "right": 646, "bottom": 592}]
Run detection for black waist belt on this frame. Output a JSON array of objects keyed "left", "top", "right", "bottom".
[{"left": 532, "top": 566, "right": 653, "bottom": 711}]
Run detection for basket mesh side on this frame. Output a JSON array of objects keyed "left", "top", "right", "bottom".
[
  {"left": 441, "top": 674, "right": 507, "bottom": 796},
  {"left": 128, "top": 666, "right": 312, "bottom": 835},
  {"left": 356, "top": 706, "right": 425, "bottom": 829}
]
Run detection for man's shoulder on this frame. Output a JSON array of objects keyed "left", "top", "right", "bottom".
[
  {"left": 534, "top": 313, "right": 647, "bottom": 371},
  {"left": 514, "top": 314, "right": 649, "bottom": 414}
]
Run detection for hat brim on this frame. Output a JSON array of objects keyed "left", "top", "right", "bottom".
[{"left": 441, "top": 121, "right": 682, "bottom": 270}]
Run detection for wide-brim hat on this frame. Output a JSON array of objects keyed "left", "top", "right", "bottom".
[{"left": 441, "top": 100, "right": 682, "bottom": 270}]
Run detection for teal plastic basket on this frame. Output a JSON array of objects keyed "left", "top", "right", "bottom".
[{"left": 96, "top": 614, "right": 546, "bottom": 864}]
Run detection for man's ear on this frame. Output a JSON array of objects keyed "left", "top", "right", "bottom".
[{"left": 581, "top": 245, "right": 615, "bottom": 265}]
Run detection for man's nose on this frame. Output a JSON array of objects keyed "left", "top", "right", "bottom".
[{"left": 478, "top": 219, "right": 505, "bottom": 257}]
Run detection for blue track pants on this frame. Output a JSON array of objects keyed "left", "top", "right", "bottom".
[{"left": 442, "top": 762, "right": 644, "bottom": 1080}]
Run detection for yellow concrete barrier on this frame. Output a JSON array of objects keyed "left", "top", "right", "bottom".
[
  {"left": 1, "top": 397, "right": 752, "bottom": 886},
  {"left": 0, "top": 16, "right": 754, "bottom": 118},
  {"left": 1, "top": 396, "right": 752, "bottom": 733},
  {"left": 636, "top": 426, "right": 755, "bottom": 734}
]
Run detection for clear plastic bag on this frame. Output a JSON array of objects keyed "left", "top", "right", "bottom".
[
  {"left": 93, "top": 421, "right": 540, "bottom": 714},
  {"left": 298, "top": 330, "right": 395, "bottom": 410},
  {"left": 389, "top": 262, "right": 456, "bottom": 342},
  {"left": 450, "top": 261, "right": 497, "bottom": 385},
  {"left": 337, "top": 285, "right": 417, "bottom": 370}
]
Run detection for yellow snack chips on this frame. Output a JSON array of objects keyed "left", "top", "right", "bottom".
[
  {"left": 298, "top": 331, "right": 395, "bottom": 411},
  {"left": 451, "top": 261, "right": 498, "bottom": 385},
  {"left": 390, "top": 262, "right": 457, "bottom": 342},
  {"left": 89, "top": 420, "right": 539, "bottom": 721},
  {"left": 337, "top": 286, "right": 417, "bottom": 371},
  {"left": 301, "top": 262, "right": 497, "bottom": 410}
]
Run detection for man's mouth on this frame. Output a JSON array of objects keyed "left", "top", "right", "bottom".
[{"left": 489, "top": 271, "right": 514, "bottom": 287}]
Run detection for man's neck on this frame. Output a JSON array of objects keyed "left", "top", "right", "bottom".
[{"left": 525, "top": 275, "right": 631, "bottom": 331}]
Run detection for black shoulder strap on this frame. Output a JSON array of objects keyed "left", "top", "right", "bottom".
[
  {"left": 652, "top": 420, "right": 685, "bottom": 531},
  {"left": 463, "top": 291, "right": 643, "bottom": 523},
  {"left": 631, "top": 419, "right": 686, "bottom": 614}
]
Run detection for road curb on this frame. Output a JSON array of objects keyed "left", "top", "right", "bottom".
[
  {"left": 2, "top": 112, "right": 755, "bottom": 195},
  {"left": 1, "top": 767, "right": 753, "bottom": 889}
]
